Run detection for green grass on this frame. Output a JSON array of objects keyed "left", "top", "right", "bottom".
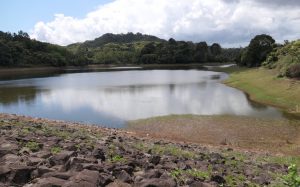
[
  {"left": 51, "top": 146, "right": 62, "bottom": 154},
  {"left": 25, "top": 141, "right": 41, "bottom": 152},
  {"left": 110, "top": 155, "right": 126, "bottom": 163},
  {"left": 224, "top": 68, "right": 300, "bottom": 114}
]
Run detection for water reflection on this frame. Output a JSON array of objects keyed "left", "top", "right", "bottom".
[{"left": 0, "top": 70, "right": 283, "bottom": 127}]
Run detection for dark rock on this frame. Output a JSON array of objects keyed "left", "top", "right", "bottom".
[
  {"left": 142, "top": 169, "right": 162, "bottom": 179},
  {"left": 27, "top": 157, "right": 45, "bottom": 166},
  {"left": 209, "top": 153, "right": 224, "bottom": 164},
  {"left": 189, "top": 181, "right": 216, "bottom": 187},
  {"left": 92, "top": 148, "right": 105, "bottom": 161},
  {"left": 113, "top": 165, "right": 134, "bottom": 175},
  {"left": 63, "top": 169, "right": 99, "bottom": 187},
  {"left": 82, "top": 163, "right": 104, "bottom": 172},
  {"left": 134, "top": 178, "right": 176, "bottom": 187},
  {"left": 149, "top": 155, "right": 161, "bottom": 165},
  {"left": 0, "top": 154, "right": 20, "bottom": 164},
  {"left": 31, "top": 166, "right": 55, "bottom": 179},
  {"left": 11, "top": 166, "right": 35, "bottom": 185},
  {"left": 64, "top": 157, "right": 96, "bottom": 171},
  {"left": 32, "top": 151, "right": 52, "bottom": 159},
  {"left": 107, "top": 180, "right": 131, "bottom": 187},
  {"left": 42, "top": 171, "right": 72, "bottom": 180},
  {"left": 211, "top": 175, "right": 225, "bottom": 184},
  {"left": 115, "top": 170, "right": 132, "bottom": 183},
  {"left": 49, "top": 151, "right": 76, "bottom": 166},
  {"left": 0, "top": 166, "right": 11, "bottom": 183},
  {"left": 98, "top": 172, "right": 114, "bottom": 186},
  {"left": 29, "top": 176, "right": 67, "bottom": 187},
  {"left": 0, "top": 142, "right": 19, "bottom": 157}
]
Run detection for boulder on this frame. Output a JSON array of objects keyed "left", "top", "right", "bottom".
[
  {"left": 0, "top": 142, "right": 19, "bottom": 157},
  {"left": 211, "top": 175, "right": 225, "bottom": 184},
  {"left": 149, "top": 155, "right": 161, "bottom": 165},
  {"left": 63, "top": 169, "right": 99, "bottom": 187},
  {"left": 107, "top": 180, "right": 132, "bottom": 187},
  {"left": 92, "top": 148, "right": 105, "bottom": 161},
  {"left": 134, "top": 178, "right": 176, "bottom": 187},
  {"left": 49, "top": 151, "right": 76, "bottom": 166},
  {"left": 115, "top": 170, "right": 132, "bottom": 183},
  {"left": 26, "top": 177, "right": 67, "bottom": 187}
]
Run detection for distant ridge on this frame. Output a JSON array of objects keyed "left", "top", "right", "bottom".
[{"left": 69, "top": 32, "right": 165, "bottom": 48}]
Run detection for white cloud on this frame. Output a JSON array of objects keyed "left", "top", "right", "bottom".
[{"left": 30, "top": 0, "right": 300, "bottom": 47}]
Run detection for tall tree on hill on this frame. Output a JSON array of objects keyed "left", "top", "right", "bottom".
[{"left": 239, "top": 34, "right": 275, "bottom": 67}]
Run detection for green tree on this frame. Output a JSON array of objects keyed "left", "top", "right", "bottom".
[
  {"left": 194, "top": 42, "right": 208, "bottom": 62},
  {"left": 239, "top": 34, "right": 275, "bottom": 67}
]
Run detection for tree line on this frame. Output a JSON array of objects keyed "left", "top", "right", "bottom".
[{"left": 0, "top": 31, "right": 87, "bottom": 67}]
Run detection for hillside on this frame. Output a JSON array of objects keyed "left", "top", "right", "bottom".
[
  {"left": 263, "top": 40, "right": 300, "bottom": 78},
  {"left": 67, "top": 33, "right": 241, "bottom": 65}
]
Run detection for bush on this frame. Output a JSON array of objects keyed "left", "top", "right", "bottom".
[
  {"left": 283, "top": 164, "right": 300, "bottom": 186},
  {"left": 287, "top": 64, "right": 300, "bottom": 78}
]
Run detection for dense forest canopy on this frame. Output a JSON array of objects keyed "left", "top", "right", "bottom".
[
  {"left": 67, "top": 33, "right": 242, "bottom": 65},
  {"left": 0, "top": 31, "right": 88, "bottom": 67}
]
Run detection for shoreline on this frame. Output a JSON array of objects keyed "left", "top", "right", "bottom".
[{"left": 0, "top": 113, "right": 296, "bottom": 186}]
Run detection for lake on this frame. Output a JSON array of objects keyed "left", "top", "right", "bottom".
[{"left": 0, "top": 69, "right": 284, "bottom": 128}]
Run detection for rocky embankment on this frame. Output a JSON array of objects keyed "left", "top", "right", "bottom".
[{"left": 0, "top": 114, "right": 291, "bottom": 186}]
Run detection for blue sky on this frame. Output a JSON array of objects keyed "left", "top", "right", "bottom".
[
  {"left": 1, "top": 0, "right": 299, "bottom": 46},
  {"left": 0, "top": 0, "right": 111, "bottom": 33}
]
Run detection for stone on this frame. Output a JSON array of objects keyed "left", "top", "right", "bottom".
[
  {"left": 149, "top": 155, "right": 161, "bottom": 165},
  {"left": 42, "top": 171, "right": 73, "bottom": 180},
  {"left": 49, "top": 151, "right": 76, "bottom": 166},
  {"left": 107, "top": 180, "right": 132, "bottom": 187},
  {"left": 189, "top": 181, "right": 216, "bottom": 187},
  {"left": 64, "top": 157, "right": 96, "bottom": 171},
  {"left": 98, "top": 173, "right": 114, "bottom": 186},
  {"left": 142, "top": 169, "right": 162, "bottom": 179},
  {"left": 113, "top": 165, "right": 134, "bottom": 175},
  {"left": 115, "top": 170, "right": 132, "bottom": 183},
  {"left": 211, "top": 175, "right": 226, "bottom": 184},
  {"left": 63, "top": 169, "right": 99, "bottom": 187},
  {"left": 27, "top": 177, "right": 67, "bottom": 187},
  {"left": 0, "top": 142, "right": 19, "bottom": 157},
  {"left": 27, "top": 157, "right": 45, "bottom": 166},
  {"left": 92, "top": 148, "right": 105, "bottom": 161},
  {"left": 82, "top": 163, "right": 104, "bottom": 172},
  {"left": 31, "top": 166, "right": 55, "bottom": 179},
  {"left": 11, "top": 166, "right": 35, "bottom": 185},
  {"left": 134, "top": 178, "right": 177, "bottom": 187}
]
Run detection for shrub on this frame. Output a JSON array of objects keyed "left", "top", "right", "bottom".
[
  {"left": 287, "top": 64, "right": 300, "bottom": 78},
  {"left": 283, "top": 164, "right": 300, "bottom": 186}
]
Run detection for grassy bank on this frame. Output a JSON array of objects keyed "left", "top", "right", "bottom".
[{"left": 224, "top": 68, "right": 300, "bottom": 115}]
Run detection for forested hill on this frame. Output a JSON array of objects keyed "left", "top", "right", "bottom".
[
  {"left": 0, "top": 31, "right": 87, "bottom": 67},
  {"left": 67, "top": 33, "right": 241, "bottom": 65},
  {"left": 69, "top": 32, "right": 165, "bottom": 48}
]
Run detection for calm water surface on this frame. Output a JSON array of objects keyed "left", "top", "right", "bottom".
[{"left": 0, "top": 70, "right": 283, "bottom": 127}]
